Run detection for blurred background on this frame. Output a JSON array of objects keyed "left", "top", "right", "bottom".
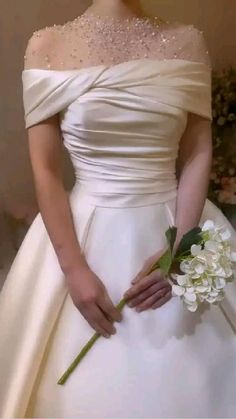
[{"left": 0, "top": 0, "right": 236, "bottom": 288}]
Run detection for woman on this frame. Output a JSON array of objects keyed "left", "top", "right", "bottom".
[{"left": 1, "top": 0, "right": 236, "bottom": 417}]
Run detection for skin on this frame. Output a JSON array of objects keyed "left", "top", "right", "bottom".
[
  {"left": 85, "top": 0, "right": 146, "bottom": 18},
  {"left": 25, "top": 0, "right": 212, "bottom": 334}
]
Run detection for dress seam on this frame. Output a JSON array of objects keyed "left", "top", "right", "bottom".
[{"left": 80, "top": 206, "right": 98, "bottom": 254}]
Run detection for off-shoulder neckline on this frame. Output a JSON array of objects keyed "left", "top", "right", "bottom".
[{"left": 22, "top": 57, "right": 212, "bottom": 75}]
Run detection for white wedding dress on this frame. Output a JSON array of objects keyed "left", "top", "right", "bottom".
[{"left": 1, "top": 16, "right": 236, "bottom": 418}]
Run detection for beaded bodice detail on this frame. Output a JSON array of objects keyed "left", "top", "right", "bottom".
[{"left": 24, "top": 13, "right": 211, "bottom": 72}]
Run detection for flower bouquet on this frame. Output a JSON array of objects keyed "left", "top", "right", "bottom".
[{"left": 57, "top": 219, "right": 236, "bottom": 385}]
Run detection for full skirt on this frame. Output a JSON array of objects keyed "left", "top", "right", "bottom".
[{"left": 1, "top": 185, "right": 236, "bottom": 418}]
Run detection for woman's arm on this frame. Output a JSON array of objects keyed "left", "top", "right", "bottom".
[
  {"left": 27, "top": 115, "right": 121, "bottom": 336},
  {"left": 27, "top": 115, "right": 86, "bottom": 274},
  {"left": 24, "top": 30, "right": 86, "bottom": 273},
  {"left": 23, "top": 31, "right": 122, "bottom": 337},
  {"left": 173, "top": 112, "right": 213, "bottom": 253}
]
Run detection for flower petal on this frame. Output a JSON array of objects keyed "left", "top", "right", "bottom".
[
  {"left": 205, "top": 240, "right": 219, "bottom": 252},
  {"left": 172, "top": 285, "right": 185, "bottom": 296},
  {"left": 196, "top": 285, "right": 208, "bottom": 293},
  {"left": 176, "top": 274, "right": 189, "bottom": 286},
  {"left": 214, "top": 277, "right": 226, "bottom": 289},
  {"left": 195, "top": 263, "right": 205, "bottom": 274},
  {"left": 184, "top": 292, "right": 197, "bottom": 302},
  {"left": 187, "top": 302, "right": 198, "bottom": 312},
  {"left": 209, "top": 290, "right": 219, "bottom": 297},
  {"left": 206, "top": 296, "right": 217, "bottom": 303},
  {"left": 202, "top": 220, "right": 215, "bottom": 231},
  {"left": 220, "top": 228, "right": 231, "bottom": 241},
  {"left": 230, "top": 251, "right": 236, "bottom": 262},
  {"left": 191, "top": 244, "right": 202, "bottom": 256}
]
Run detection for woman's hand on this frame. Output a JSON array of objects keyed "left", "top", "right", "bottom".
[
  {"left": 66, "top": 262, "right": 122, "bottom": 338},
  {"left": 123, "top": 249, "right": 172, "bottom": 312}
]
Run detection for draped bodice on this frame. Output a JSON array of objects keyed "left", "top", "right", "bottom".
[{"left": 22, "top": 59, "right": 212, "bottom": 203}]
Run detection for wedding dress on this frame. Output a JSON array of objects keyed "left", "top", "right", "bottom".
[{"left": 1, "top": 14, "right": 236, "bottom": 418}]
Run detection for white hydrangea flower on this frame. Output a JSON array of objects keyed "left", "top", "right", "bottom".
[
  {"left": 171, "top": 220, "right": 236, "bottom": 312},
  {"left": 202, "top": 220, "right": 215, "bottom": 231},
  {"left": 191, "top": 244, "right": 202, "bottom": 256},
  {"left": 220, "top": 229, "right": 231, "bottom": 241}
]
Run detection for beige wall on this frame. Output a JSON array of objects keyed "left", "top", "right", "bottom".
[{"left": 0, "top": 0, "right": 235, "bottom": 221}]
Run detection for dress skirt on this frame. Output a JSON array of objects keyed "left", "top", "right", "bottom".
[{"left": 0, "top": 184, "right": 236, "bottom": 418}]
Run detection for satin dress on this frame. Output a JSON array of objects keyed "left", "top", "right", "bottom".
[{"left": 1, "top": 58, "right": 236, "bottom": 418}]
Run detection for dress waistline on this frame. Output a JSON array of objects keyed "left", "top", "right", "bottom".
[{"left": 69, "top": 182, "right": 178, "bottom": 208}]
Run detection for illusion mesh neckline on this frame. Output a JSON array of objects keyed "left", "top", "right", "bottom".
[{"left": 24, "top": 15, "right": 211, "bottom": 71}]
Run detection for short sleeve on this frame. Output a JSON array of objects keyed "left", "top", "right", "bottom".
[
  {"left": 184, "top": 64, "right": 213, "bottom": 121},
  {"left": 182, "top": 26, "right": 212, "bottom": 120},
  {"left": 22, "top": 67, "right": 107, "bottom": 129}
]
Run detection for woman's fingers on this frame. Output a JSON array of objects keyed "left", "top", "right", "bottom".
[
  {"left": 151, "top": 290, "right": 172, "bottom": 310},
  {"left": 98, "top": 293, "right": 122, "bottom": 323},
  {"left": 83, "top": 303, "right": 116, "bottom": 338},
  {"left": 127, "top": 281, "right": 171, "bottom": 307},
  {"left": 131, "top": 260, "right": 155, "bottom": 284},
  {"left": 136, "top": 289, "right": 172, "bottom": 312},
  {"left": 131, "top": 248, "right": 169, "bottom": 285},
  {"left": 124, "top": 270, "right": 164, "bottom": 299}
]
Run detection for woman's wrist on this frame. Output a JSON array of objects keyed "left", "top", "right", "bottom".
[{"left": 59, "top": 248, "right": 89, "bottom": 276}]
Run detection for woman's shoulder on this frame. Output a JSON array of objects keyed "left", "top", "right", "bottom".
[
  {"left": 24, "top": 18, "right": 78, "bottom": 70},
  {"left": 159, "top": 19, "right": 211, "bottom": 67},
  {"left": 24, "top": 24, "right": 60, "bottom": 70},
  {"left": 24, "top": 16, "right": 88, "bottom": 71}
]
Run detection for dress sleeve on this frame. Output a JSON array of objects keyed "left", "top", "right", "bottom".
[
  {"left": 181, "top": 26, "right": 213, "bottom": 121},
  {"left": 182, "top": 63, "right": 213, "bottom": 121},
  {"left": 22, "top": 70, "right": 72, "bottom": 129}
]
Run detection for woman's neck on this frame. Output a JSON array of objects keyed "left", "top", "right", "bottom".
[{"left": 86, "top": 0, "right": 145, "bottom": 19}]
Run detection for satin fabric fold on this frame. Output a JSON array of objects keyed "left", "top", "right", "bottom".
[{"left": 22, "top": 58, "right": 212, "bottom": 129}]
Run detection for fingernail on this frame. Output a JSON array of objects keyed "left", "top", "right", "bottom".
[
  {"left": 136, "top": 307, "right": 142, "bottom": 312},
  {"left": 105, "top": 334, "right": 110, "bottom": 338}
]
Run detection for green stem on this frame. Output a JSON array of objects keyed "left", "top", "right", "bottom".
[
  {"left": 57, "top": 297, "right": 128, "bottom": 385},
  {"left": 57, "top": 331, "right": 100, "bottom": 385},
  {"left": 57, "top": 257, "right": 169, "bottom": 385}
]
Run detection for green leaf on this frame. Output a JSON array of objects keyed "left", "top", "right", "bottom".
[
  {"left": 174, "top": 227, "right": 202, "bottom": 258},
  {"left": 165, "top": 225, "right": 178, "bottom": 254},
  {"left": 158, "top": 248, "right": 173, "bottom": 275}
]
